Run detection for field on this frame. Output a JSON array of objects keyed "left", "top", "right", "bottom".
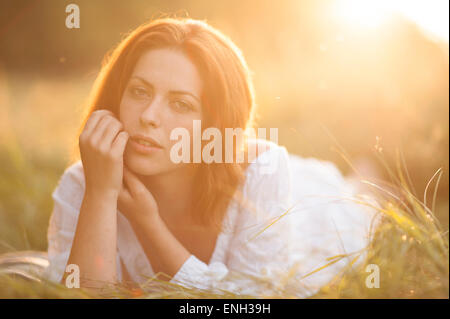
[{"left": 0, "top": 0, "right": 448, "bottom": 298}]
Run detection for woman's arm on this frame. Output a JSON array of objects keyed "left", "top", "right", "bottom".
[
  {"left": 63, "top": 190, "right": 119, "bottom": 288},
  {"left": 117, "top": 167, "right": 191, "bottom": 280},
  {"left": 62, "top": 109, "right": 129, "bottom": 289},
  {"left": 128, "top": 214, "right": 191, "bottom": 280}
]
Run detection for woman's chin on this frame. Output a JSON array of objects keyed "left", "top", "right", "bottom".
[{"left": 124, "top": 156, "right": 165, "bottom": 176}]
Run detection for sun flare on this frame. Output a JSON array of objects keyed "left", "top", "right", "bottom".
[{"left": 333, "top": 0, "right": 449, "bottom": 42}]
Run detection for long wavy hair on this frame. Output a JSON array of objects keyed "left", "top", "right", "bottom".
[{"left": 76, "top": 17, "right": 256, "bottom": 231}]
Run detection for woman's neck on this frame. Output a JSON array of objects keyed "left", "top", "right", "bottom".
[{"left": 138, "top": 166, "right": 198, "bottom": 221}]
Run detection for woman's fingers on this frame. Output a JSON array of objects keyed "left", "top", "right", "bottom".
[
  {"left": 99, "top": 120, "right": 123, "bottom": 150},
  {"left": 90, "top": 115, "right": 113, "bottom": 146},
  {"left": 81, "top": 109, "right": 128, "bottom": 158},
  {"left": 111, "top": 131, "right": 129, "bottom": 158},
  {"left": 82, "top": 110, "right": 115, "bottom": 138},
  {"left": 79, "top": 109, "right": 126, "bottom": 195}
]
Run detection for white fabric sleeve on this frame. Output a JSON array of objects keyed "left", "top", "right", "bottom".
[
  {"left": 44, "top": 161, "right": 123, "bottom": 283},
  {"left": 45, "top": 162, "right": 84, "bottom": 283},
  {"left": 169, "top": 146, "right": 295, "bottom": 296}
]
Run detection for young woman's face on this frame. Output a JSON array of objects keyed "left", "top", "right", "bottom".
[{"left": 119, "top": 48, "right": 203, "bottom": 176}]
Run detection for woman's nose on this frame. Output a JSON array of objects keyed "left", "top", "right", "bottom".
[{"left": 140, "top": 98, "right": 162, "bottom": 128}]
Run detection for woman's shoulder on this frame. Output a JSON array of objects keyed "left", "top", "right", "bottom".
[
  {"left": 288, "top": 153, "right": 352, "bottom": 196},
  {"left": 242, "top": 138, "right": 290, "bottom": 177},
  {"left": 238, "top": 139, "right": 358, "bottom": 204},
  {"left": 234, "top": 139, "right": 292, "bottom": 210},
  {"left": 240, "top": 139, "right": 348, "bottom": 191}
]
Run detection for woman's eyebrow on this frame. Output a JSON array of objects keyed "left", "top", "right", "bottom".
[
  {"left": 131, "top": 76, "right": 153, "bottom": 88},
  {"left": 131, "top": 76, "right": 200, "bottom": 103}
]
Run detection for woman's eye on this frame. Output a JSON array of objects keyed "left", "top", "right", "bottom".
[
  {"left": 172, "top": 100, "right": 192, "bottom": 112},
  {"left": 130, "top": 86, "right": 150, "bottom": 98}
]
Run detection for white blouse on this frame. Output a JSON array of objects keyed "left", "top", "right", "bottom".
[{"left": 45, "top": 139, "right": 377, "bottom": 297}]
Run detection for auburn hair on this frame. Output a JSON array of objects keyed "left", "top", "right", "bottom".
[{"left": 76, "top": 17, "right": 256, "bottom": 231}]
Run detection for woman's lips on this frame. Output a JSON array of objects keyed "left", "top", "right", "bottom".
[
  {"left": 129, "top": 138, "right": 163, "bottom": 155},
  {"left": 131, "top": 134, "right": 163, "bottom": 148}
]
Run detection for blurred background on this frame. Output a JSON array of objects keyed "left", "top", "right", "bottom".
[{"left": 0, "top": 0, "right": 448, "bottom": 254}]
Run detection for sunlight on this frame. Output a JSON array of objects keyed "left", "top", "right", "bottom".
[
  {"left": 392, "top": 0, "right": 449, "bottom": 42},
  {"left": 333, "top": 0, "right": 449, "bottom": 42},
  {"left": 334, "top": 0, "right": 391, "bottom": 29}
]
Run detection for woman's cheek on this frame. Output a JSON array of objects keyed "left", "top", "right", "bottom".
[{"left": 121, "top": 109, "right": 139, "bottom": 132}]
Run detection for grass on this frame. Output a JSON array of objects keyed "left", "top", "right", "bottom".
[
  {"left": 0, "top": 140, "right": 448, "bottom": 299},
  {"left": 0, "top": 71, "right": 448, "bottom": 297}
]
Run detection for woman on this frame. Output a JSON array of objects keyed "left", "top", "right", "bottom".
[{"left": 46, "top": 17, "right": 377, "bottom": 297}]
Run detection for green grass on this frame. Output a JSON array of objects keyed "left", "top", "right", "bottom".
[
  {"left": 0, "top": 144, "right": 66, "bottom": 254},
  {"left": 0, "top": 141, "right": 448, "bottom": 298}
]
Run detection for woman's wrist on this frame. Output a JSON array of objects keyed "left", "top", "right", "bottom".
[
  {"left": 129, "top": 211, "right": 163, "bottom": 234},
  {"left": 85, "top": 185, "right": 120, "bottom": 201},
  {"left": 83, "top": 188, "right": 120, "bottom": 216}
]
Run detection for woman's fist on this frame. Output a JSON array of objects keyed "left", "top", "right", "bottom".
[{"left": 79, "top": 109, "right": 129, "bottom": 197}]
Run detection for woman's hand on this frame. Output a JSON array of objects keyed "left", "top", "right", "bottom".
[
  {"left": 79, "top": 109, "right": 129, "bottom": 197},
  {"left": 118, "top": 166, "right": 160, "bottom": 226},
  {"left": 117, "top": 167, "right": 191, "bottom": 278}
]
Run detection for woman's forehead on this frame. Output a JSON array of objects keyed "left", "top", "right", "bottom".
[{"left": 131, "top": 48, "right": 203, "bottom": 96}]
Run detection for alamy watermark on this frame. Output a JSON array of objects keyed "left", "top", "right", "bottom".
[
  {"left": 168, "top": 121, "right": 279, "bottom": 174},
  {"left": 65, "top": 4, "right": 80, "bottom": 29},
  {"left": 65, "top": 263, "right": 80, "bottom": 288},
  {"left": 365, "top": 264, "right": 380, "bottom": 288}
]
